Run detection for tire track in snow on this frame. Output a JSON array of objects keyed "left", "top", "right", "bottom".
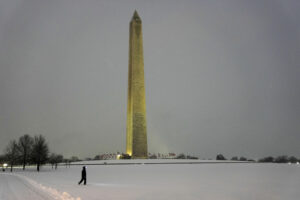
[{"left": 0, "top": 173, "right": 81, "bottom": 200}]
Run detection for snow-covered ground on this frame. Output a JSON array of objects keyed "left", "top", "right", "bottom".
[{"left": 1, "top": 160, "right": 299, "bottom": 200}]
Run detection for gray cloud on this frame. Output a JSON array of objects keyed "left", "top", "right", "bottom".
[{"left": 0, "top": 0, "right": 299, "bottom": 159}]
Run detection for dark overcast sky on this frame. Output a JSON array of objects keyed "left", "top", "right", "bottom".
[{"left": 0, "top": 0, "right": 299, "bottom": 159}]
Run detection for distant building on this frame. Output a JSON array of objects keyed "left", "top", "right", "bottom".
[{"left": 95, "top": 153, "right": 118, "bottom": 160}]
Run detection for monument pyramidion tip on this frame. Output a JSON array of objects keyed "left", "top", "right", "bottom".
[{"left": 131, "top": 10, "right": 141, "bottom": 22}]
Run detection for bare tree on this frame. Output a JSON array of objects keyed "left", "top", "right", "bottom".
[
  {"left": 18, "top": 134, "right": 33, "bottom": 170},
  {"left": 258, "top": 156, "right": 274, "bottom": 163},
  {"left": 231, "top": 156, "right": 238, "bottom": 161},
  {"left": 5, "top": 140, "right": 19, "bottom": 172},
  {"left": 176, "top": 153, "right": 186, "bottom": 159},
  {"left": 49, "top": 153, "right": 64, "bottom": 169},
  {"left": 31, "top": 135, "right": 49, "bottom": 171},
  {"left": 216, "top": 154, "right": 226, "bottom": 160},
  {"left": 55, "top": 154, "right": 63, "bottom": 169},
  {"left": 49, "top": 153, "right": 56, "bottom": 169},
  {"left": 239, "top": 157, "right": 247, "bottom": 161},
  {"left": 0, "top": 154, "right": 5, "bottom": 163}
]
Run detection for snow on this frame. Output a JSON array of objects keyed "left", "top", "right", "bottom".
[
  {"left": 0, "top": 173, "right": 80, "bottom": 200},
  {"left": 1, "top": 160, "right": 299, "bottom": 200}
]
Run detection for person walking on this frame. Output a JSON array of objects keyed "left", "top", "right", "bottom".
[{"left": 78, "top": 166, "right": 87, "bottom": 185}]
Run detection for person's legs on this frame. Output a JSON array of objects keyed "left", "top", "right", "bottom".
[
  {"left": 84, "top": 178, "right": 86, "bottom": 185},
  {"left": 78, "top": 178, "right": 83, "bottom": 185}
]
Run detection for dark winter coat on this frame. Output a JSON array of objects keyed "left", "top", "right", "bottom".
[{"left": 82, "top": 168, "right": 86, "bottom": 178}]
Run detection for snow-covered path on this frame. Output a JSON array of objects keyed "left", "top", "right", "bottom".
[
  {"left": 0, "top": 173, "right": 53, "bottom": 200},
  {"left": 0, "top": 173, "right": 80, "bottom": 200}
]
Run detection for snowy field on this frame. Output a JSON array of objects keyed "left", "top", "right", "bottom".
[{"left": 0, "top": 160, "right": 299, "bottom": 200}]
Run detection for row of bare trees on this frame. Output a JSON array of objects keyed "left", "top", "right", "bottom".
[
  {"left": 216, "top": 154, "right": 299, "bottom": 163},
  {"left": 2, "top": 134, "right": 63, "bottom": 172}
]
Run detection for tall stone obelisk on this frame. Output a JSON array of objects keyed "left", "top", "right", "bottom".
[{"left": 126, "top": 11, "right": 148, "bottom": 159}]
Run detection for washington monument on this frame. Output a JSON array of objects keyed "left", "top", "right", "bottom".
[{"left": 126, "top": 11, "right": 148, "bottom": 159}]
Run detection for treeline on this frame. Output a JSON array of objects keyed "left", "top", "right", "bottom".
[
  {"left": 175, "top": 153, "right": 198, "bottom": 159},
  {"left": 0, "top": 134, "right": 63, "bottom": 172},
  {"left": 258, "top": 156, "right": 299, "bottom": 163},
  {"left": 216, "top": 154, "right": 300, "bottom": 163}
]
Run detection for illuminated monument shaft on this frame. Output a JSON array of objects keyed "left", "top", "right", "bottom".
[{"left": 126, "top": 11, "right": 148, "bottom": 159}]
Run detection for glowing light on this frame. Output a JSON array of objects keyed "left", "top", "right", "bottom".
[
  {"left": 126, "top": 151, "right": 132, "bottom": 156},
  {"left": 116, "top": 154, "right": 121, "bottom": 160},
  {"left": 3, "top": 163, "right": 8, "bottom": 167}
]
